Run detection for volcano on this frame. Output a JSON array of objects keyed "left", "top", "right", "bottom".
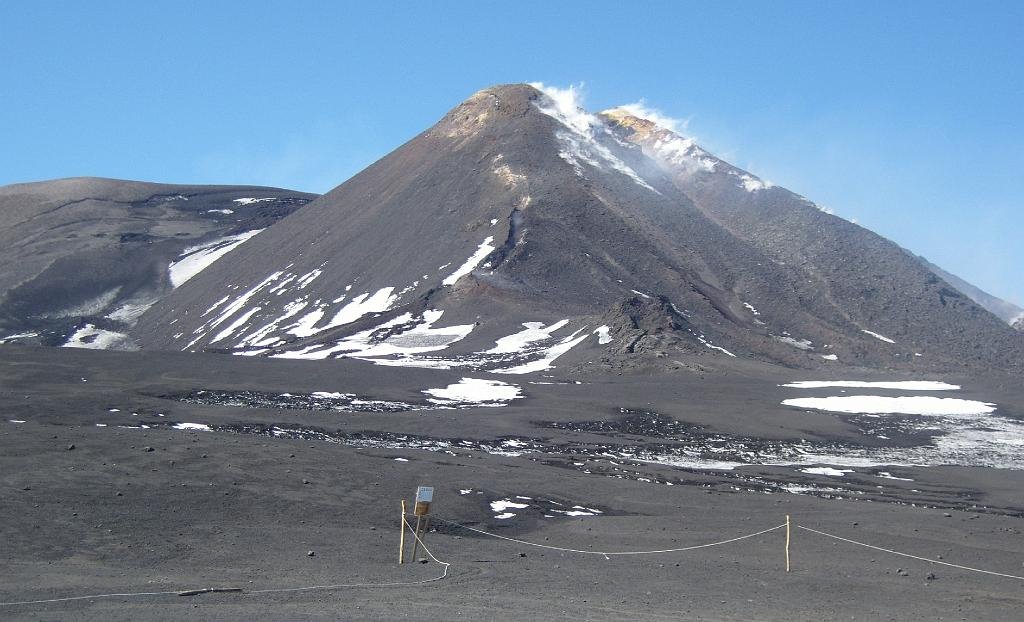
[{"left": 131, "top": 84, "right": 1022, "bottom": 374}]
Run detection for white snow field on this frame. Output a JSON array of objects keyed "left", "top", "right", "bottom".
[{"left": 168, "top": 230, "right": 264, "bottom": 288}]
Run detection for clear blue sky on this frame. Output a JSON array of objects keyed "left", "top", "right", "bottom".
[{"left": 2, "top": 1, "right": 1021, "bottom": 306}]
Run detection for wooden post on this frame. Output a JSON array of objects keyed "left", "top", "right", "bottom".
[
  {"left": 399, "top": 500, "right": 407, "bottom": 564},
  {"left": 785, "top": 514, "right": 791, "bottom": 572},
  {"left": 419, "top": 515, "right": 432, "bottom": 560},
  {"left": 411, "top": 515, "right": 423, "bottom": 562},
  {"left": 410, "top": 486, "right": 433, "bottom": 563}
]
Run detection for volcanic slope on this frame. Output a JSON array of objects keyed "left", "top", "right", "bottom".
[
  {"left": 135, "top": 84, "right": 1023, "bottom": 375},
  {"left": 613, "top": 104, "right": 1024, "bottom": 336},
  {"left": 0, "top": 177, "right": 314, "bottom": 348},
  {"left": 917, "top": 256, "right": 1023, "bottom": 326},
  {"left": 600, "top": 106, "right": 1024, "bottom": 372}
]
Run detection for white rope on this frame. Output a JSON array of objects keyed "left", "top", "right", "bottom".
[
  {"left": 246, "top": 516, "right": 450, "bottom": 595},
  {"left": 13, "top": 517, "right": 1021, "bottom": 606},
  {"left": 0, "top": 590, "right": 185, "bottom": 607},
  {"left": 797, "top": 525, "right": 1024, "bottom": 581},
  {"left": 431, "top": 515, "right": 786, "bottom": 557},
  {"left": 0, "top": 517, "right": 450, "bottom": 607}
]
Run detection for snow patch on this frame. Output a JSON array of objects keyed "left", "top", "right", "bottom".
[
  {"left": 782, "top": 395, "right": 996, "bottom": 416},
  {"left": 237, "top": 298, "right": 308, "bottom": 348},
  {"left": 63, "top": 324, "right": 130, "bottom": 350},
  {"left": 487, "top": 320, "right": 569, "bottom": 354},
  {"left": 295, "top": 268, "right": 324, "bottom": 289},
  {"left": 800, "top": 467, "right": 853, "bottom": 477},
  {"left": 443, "top": 237, "right": 495, "bottom": 286},
  {"left": 324, "top": 287, "right": 398, "bottom": 330},
  {"left": 200, "top": 295, "right": 231, "bottom": 318},
  {"left": 273, "top": 310, "right": 475, "bottom": 361},
  {"left": 782, "top": 380, "right": 960, "bottom": 391},
  {"left": 286, "top": 306, "right": 327, "bottom": 338},
  {"left": 183, "top": 271, "right": 282, "bottom": 350},
  {"left": 696, "top": 335, "right": 736, "bottom": 357},
  {"left": 169, "top": 229, "right": 263, "bottom": 288},
  {"left": 340, "top": 318, "right": 588, "bottom": 374},
  {"left": 210, "top": 306, "right": 261, "bottom": 344},
  {"left": 494, "top": 327, "right": 590, "bottom": 374},
  {"left": 861, "top": 329, "right": 895, "bottom": 344},
  {"left": 423, "top": 378, "right": 523, "bottom": 406},
  {"left": 491, "top": 499, "right": 529, "bottom": 513},
  {"left": 594, "top": 325, "right": 612, "bottom": 345}
]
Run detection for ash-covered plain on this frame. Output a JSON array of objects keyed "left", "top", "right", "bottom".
[{"left": 2, "top": 345, "right": 1023, "bottom": 620}]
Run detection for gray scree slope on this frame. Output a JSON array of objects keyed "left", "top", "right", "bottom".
[{"left": 0, "top": 177, "right": 314, "bottom": 345}]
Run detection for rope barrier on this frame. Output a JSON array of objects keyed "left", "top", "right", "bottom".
[
  {"left": 797, "top": 525, "right": 1024, "bottom": 582},
  {"left": 4, "top": 517, "right": 1022, "bottom": 607},
  {"left": 0, "top": 590, "right": 186, "bottom": 607},
  {"left": 0, "top": 517, "right": 449, "bottom": 607},
  {"left": 429, "top": 515, "right": 787, "bottom": 557},
  {"left": 246, "top": 516, "right": 450, "bottom": 595}
]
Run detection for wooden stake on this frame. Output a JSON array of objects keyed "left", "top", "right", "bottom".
[
  {"left": 410, "top": 515, "right": 423, "bottom": 562},
  {"left": 785, "top": 514, "right": 791, "bottom": 572},
  {"left": 399, "top": 500, "right": 407, "bottom": 564},
  {"left": 421, "top": 515, "right": 432, "bottom": 558}
]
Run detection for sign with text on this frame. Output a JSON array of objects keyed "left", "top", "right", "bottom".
[{"left": 414, "top": 486, "right": 434, "bottom": 515}]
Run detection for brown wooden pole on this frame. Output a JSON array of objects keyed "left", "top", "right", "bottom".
[
  {"left": 420, "top": 515, "right": 432, "bottom": 559},
  {"left": 411, "top": 515, "right": 423, "bottom": 561}
]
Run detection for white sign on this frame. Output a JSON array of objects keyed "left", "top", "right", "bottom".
[{"left": 416, "top": 486, "right": 434, "bottom": 503}]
